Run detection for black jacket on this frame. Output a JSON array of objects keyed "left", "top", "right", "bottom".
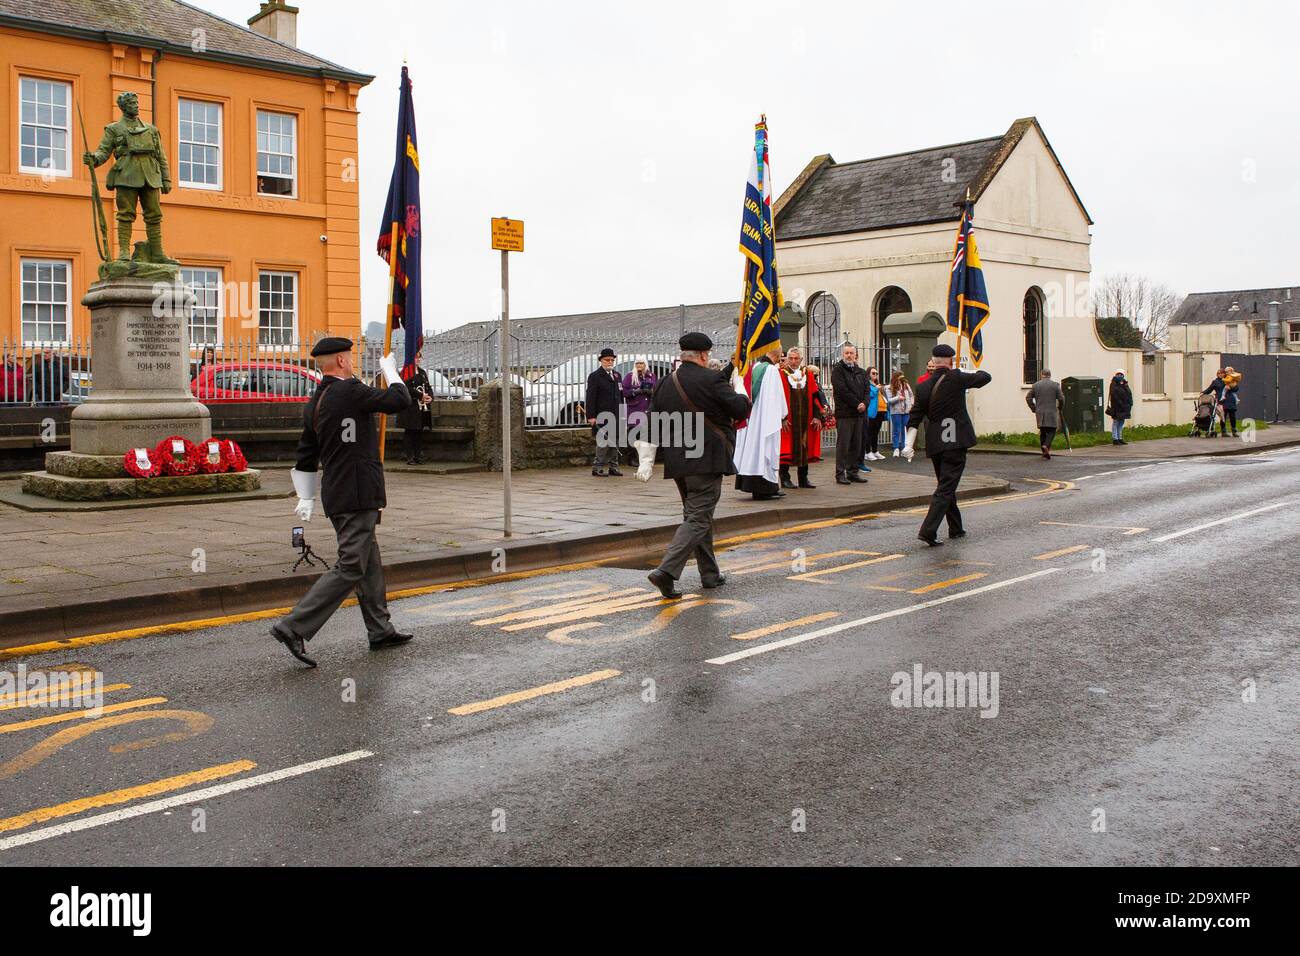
[
  {"left": 1107, "top": 378, "right": 1133, "bottom": 420},
  {"left": 830, "top": 361, "right": 869, "bottom": 418},
  {"left": 906, "top": 366, "right": 992, "bottom": 455},
  {"left": 30, "top": 357, "right": 70, "bottom": 402},
  {"left": 296, "top": 375, "right": 411, "bottom": 516},
  {"left": 585, "top": 365, "right": 624, "bottom": 423},
  {"left": 396, "top": 367, "right": 432, "bottom": 430},
  {"left": 648, "top": 361, "right": 750, "bottom": 479}
]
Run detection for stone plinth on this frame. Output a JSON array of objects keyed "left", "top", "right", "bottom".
[
  {"left": 71, "top": 276, "right": 211, "bottom": 455},
  {"left": 22, "top": 466, "right": 261, "bottom": 501},
  {"left": 474, "top": 380, "right": 525, "bottom": 471}
]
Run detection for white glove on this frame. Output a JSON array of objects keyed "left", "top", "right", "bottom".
[
  {"left": 290, "top": 469, "right": 320, "bottom": 521},
  {"left": 902, "top": 427, "right": 917, "bottom": 462},
  {"left": 379, "top": 352, "right": 402, "bottom": 387},
  {"left": 634, "top": 441, "right": 657, "bottom": 481}
]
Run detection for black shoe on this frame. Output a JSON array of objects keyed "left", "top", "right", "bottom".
[
  {"left": 918, "top": 534, "right": 943, "bottom": 547},
  {"left": 949, "top": 529, "right": 967, "bottom": 539},
  {"left": 798, "top": 480, "right": 816, "bottom": 489},
  {"left": 701, "top": 574, "right": 727, "bottom": 588},
  {"left": 370, "top": 631, "right": 414, "bottom": 650},
  {"left": 849, "top": 474, "right": 868, "bottom": 483},
  {"left": 836, "top": 473, "right": 851, "bottom": 485},
  {"left": 406, "top": 457, "right": 417, "bottom": 465},
  {"left": 608, "top": 466, "right": 624, "bottom": 477},
  {"left": 780, "top": 474, "right": 796, "bottom": 489},
  {"left": 414, "top": 456, "right": 425, "bottom": 464},
  {"left": 1119, "top": 440, "right": 1128, "bottom": 445},
  {"left": 592, "top": 468, "right": 607, "bottom": 477},
  {"left": 271, "top": 625, "right": 316, "bottom": 668},
  {"left": 648, "top": 569, "right": 683, "bottom": 599}
]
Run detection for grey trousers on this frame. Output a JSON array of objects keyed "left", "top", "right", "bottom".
[
  {"left": 278, "top": 509, "right": 396, "bottom": 642},
  {"left": 593, "top": 442, "right": 620, "bottom": 470},
  {"left": 835, "top": 415, "right": 864, "bottom": 475},
  {"left": 658, "top": 474, "right": 723, "bottom": 581}
]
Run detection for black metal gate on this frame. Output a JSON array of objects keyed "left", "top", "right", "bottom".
[
  {"left": 807, "top": 293, "right": 841, "bottom": 374},
  {"left": 1220, "top": 353, "right": 1300, "bottom": 422}
]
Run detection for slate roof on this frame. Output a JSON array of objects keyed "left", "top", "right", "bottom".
[
  {"left": 776, "top": 117, "right": 1092, "bottom": 240},
  {"left": 426, "top": 302, "right": 741, "bottom": 372},
  {"left": 1169, "top": 288, "right": 1300, "bottom": 326},
  {"left": 0, "top": 0, "right": 372, "bottom": 82}
]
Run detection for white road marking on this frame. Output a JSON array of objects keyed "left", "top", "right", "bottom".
[
  {"left": 1152, "top": 500, "right": 1296, "bottom": 544},
  {"left": 1074, "top": 475, "right": 1097, "bottom": 481},
  {"left": 1092, "top": 471, "right": 1119, "bottom": 477},
  {"left": 0, "top": 750, "right": 373, "bottom": 852},
  {"left": 706, "top": 569, "right": 1062, "bottom": 666}
]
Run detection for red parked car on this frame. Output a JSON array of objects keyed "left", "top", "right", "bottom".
[{"left": 191, "top": 362, "right": 322, "bottom": 403}]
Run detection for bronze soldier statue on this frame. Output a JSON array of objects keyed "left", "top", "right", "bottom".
[{"left": 82, "top": 91, "right": 177, "bottom": 266}]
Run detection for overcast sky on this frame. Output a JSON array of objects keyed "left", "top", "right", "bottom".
[{"left": 206, "top": 0, "right": 1298, "bottom": 330}]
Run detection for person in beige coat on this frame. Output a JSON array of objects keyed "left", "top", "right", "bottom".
[{"left": 1025, "top": 369, "right": 1065, "bottom": 460}]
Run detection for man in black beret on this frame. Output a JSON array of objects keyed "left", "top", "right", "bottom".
[
  {"left": 270, "top": 338, "right": 413, "bottom": 666},
  {"left": 585, "top": 347, "right": 625, "bottom": 476},
  {"left": 902, "top": 342, "right": 991, "bottom": 546},
  {"left": 643, "top": 332, "right": 751, "bottom": 598}
]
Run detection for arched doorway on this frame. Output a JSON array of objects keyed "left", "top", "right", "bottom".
[
  {"left": 873, "top": 286, "right": 912, "bottom": 372},
  {"left": 1023, "top": 287, "right": 1046, "bottom": 384},
  {"left": 806, "top": 292, "right": 841, "bottom": 373}
]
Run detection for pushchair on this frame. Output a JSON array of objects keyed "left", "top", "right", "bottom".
[{"left": 1188, "top": 394, "right": 1218, "bottom": 437}]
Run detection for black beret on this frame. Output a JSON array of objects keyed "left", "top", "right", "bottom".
[
  {"left": 679, "top": 332, "right": 713, "bottom": 351},
  {"left": 311, "top": 336, "right": 353, "bottom": 358},
  {"left": 931, "top": 343, "right": 956, "bottom": 358}
]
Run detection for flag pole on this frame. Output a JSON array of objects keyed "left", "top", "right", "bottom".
[{"left": 377, "top": 221, "right": 400, "bottom": 462}]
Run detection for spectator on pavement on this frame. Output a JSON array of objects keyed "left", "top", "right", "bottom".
[
  {"left": 2, "top": 349, "right": 23, "bottom": 404},
  {"left": 1107, "top": 369, "right": 1133, "bottom": 445},
  {"left": 586, "top": 347, "right": 625, "bottom": 476},
  {"left": 399, "top": 349, "right": 434, "bottom": 465},
  {"left": 830, "top": 344, "right": 869, "bottom": 485},
  {"left": 30, "top": 347, "right": 69, "bottom": 405},
  {"left": 1201, "top": 369, "right": 1234, "bottom": 438},
  {"left": 885, "top": 371, "right": 914, "bottom": 458},
  {"left": 1220, "top": 367, "right": 1241, "bottom": 437},
  {"left": 863, "top": 366, "right": 889, "bottom": 461},
  {"left": 621, "top": 357, "right": 656, "bottom": 464},
  {"left": 1025, "top": 368, "right": 1065, "bottom": 459}
]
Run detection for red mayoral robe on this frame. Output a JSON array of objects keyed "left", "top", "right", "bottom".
[{"left": 779, "top": 366, "right": 823, "bottom": 466}]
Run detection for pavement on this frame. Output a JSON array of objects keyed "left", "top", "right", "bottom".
[
  {"left": 1, "top": 443, "right": 1296, "bottom": 864},
  {"left": 0, "top": 459, "right": 1009, "bottom": 644}
]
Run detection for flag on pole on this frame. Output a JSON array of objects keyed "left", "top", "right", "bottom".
[
  {"left": 376, "top": 65, "right": 423, "bottom": 381},
  {"left": 734, "top": 115, "right": 783, "bottom": 376},
  {"left": 945, "top": 198, "right": 989, "bottom": 367}
]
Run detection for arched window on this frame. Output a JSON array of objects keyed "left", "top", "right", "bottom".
[
  {"left": 806, "top": 292, "right": 841, "bottom": 372},
  {"left": 873, "top": 286, "right": 912, "bottom": 371},
  {"left": 1023, "top": 287, "right": 1046, "bottom": 384}
]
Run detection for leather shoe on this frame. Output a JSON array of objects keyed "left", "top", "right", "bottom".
[
  {"left": 780, "top": 474, "right": 795, "bottom": 489},
  {"left": 592, "top": 468, "right": 607, "bottom": 477},
  {"left": 949, "top": 529, "right": 967, "bottom": 539},
  {"left": 918, "top": 534, "right": 943, "bottom": 547},
  {"left": 608, "top": 466, "right": 624, "bottom": 477},
  {"left": 798, "top": 480, "right": 816, "bottom": 489},
  {"left": 849, "top": 474, "right": 868, "bottom": 483},
  {"left": 701, "top": 574, "right": 727, "bottom": 588},
  {"left": 271, "top": 625, "right": 316, "bottom": 667},
  {"left": 370, "top": 631, "right": 414, "bottom": 650},
  {"left": 648, "top": 569, "right": 683, "bottom": 599},
  {"left": 836, "top": 474, "right": 851, "bottom": 485}
]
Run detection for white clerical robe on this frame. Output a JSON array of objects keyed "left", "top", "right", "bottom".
[{"left": 733, "top": 361, "right": 788, "bottom": 484}]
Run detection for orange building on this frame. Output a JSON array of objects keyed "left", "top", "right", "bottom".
[{"left": 0, "top": 0, "right": 373, "bottom": 351}]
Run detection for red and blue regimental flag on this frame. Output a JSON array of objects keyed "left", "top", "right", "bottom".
[
  {"left": 376, "top": 66, "right": 423, "bottom": 380},
  {"left": 946, "top": 199, "right": 990, "bottom": 367}
]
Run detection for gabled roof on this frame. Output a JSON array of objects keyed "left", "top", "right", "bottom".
[
  {"left": 1169, "top": 287, "right": 1300, "bottom": 326},
  {"left": 0, "top": 0, "right": 372, "bottom": 83},
  {"left": 775, "top": 117, "right": 1092, "bottom": 241}
]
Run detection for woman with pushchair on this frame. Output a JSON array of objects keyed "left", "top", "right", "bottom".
[{"left": 1201, "top": 368, "right": 1241, "bottom": 438}]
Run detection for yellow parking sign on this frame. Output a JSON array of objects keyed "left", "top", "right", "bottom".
[{"left": 491, "top": 217, "right": 524, "bottom": 252}]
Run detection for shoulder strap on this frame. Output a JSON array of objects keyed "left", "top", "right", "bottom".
[{"left": 672, "top": 370, "right": 734, "bottom": 455}]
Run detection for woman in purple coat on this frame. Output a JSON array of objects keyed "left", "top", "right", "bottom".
[{"left": 622, "top": 358, "right": 656, "bottom": 464}]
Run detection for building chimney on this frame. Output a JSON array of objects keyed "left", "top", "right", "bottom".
[
  {"left": 1266, "top": 301, "right": 1282, "bottom": 353},
  {"left": 248, "top": 1, "right": 298, "bottom": 47}
]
